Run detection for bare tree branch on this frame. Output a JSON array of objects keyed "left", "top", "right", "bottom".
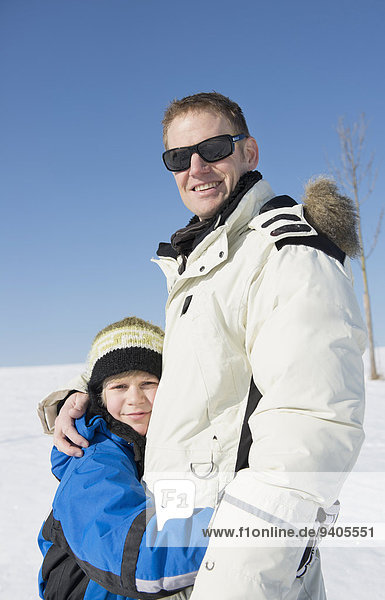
[
  {"left": 331, "top": 114, "right": 381, "bottom": 379},
  {"left": 361, "top": 162, "right": 378, "bottom": 204},
  {"left": 366, "top": 208, "right": 384, "bottom": 259}
]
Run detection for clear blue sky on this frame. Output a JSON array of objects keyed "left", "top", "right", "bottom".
[{"left": 1, "top": 0, "right": 384, "bottom": 366}]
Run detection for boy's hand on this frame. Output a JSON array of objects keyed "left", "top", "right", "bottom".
[{"left": 53, "top": 392, "right": 90, "bottom": 457}]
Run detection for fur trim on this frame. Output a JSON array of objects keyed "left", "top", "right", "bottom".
[{"left": 303, "top": 177, "right": 360, "bottom": 258}]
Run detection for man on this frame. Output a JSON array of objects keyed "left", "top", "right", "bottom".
[{"left": 39, "top": 92, "right": 366, "bottom": 599}]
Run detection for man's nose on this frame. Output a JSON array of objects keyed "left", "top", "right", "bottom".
[{"left": 189, "top": 152, "right": 210, "bottom": 176}]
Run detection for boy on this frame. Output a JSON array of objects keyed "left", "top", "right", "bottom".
[{"left": 38, "top": 317, "right": 212, "bottom": 600}]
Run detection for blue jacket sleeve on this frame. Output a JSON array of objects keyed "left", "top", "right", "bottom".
[{"left": 49, "top": 443, "right": 212, "bottom": 599}]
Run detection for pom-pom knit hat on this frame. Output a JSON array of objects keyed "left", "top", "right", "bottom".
[{"left": 87, "top": 317, "right": 164, "bottom": 393}]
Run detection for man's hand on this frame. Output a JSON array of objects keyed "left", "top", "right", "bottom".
[{"left": 53, "top": 392, "right": 90, "bottom": 457}]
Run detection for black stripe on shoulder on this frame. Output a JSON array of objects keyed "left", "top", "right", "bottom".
[
  {"left": 259, "top": 195, "right": 297, "bottom": 214},
  {"left": 261, "top": 213, "right": 301, "bottom": 229},
  {"left": 235, "top": 379, "right": 262, "bottom": 472},
  {"left": 271, "top": 223, "right": 312, "bottom": 236},
  {"left": 276, "top": 233, "right": 346, "bottom": 264}
]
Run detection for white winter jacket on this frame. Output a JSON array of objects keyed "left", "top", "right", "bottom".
[
  {"left": 38, "top": 177, "right": 366, "bottom": 600},
  {"left": 145, "top": 178, "right": 366, "bottom": 599}
]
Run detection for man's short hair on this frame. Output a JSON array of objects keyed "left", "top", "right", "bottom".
[{"left": 162, "top": 91, "right": 250, "bottom": 148}]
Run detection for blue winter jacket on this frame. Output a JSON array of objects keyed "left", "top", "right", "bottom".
[{"left": 38, "top": 414, "right": 212, "bottom": 600}]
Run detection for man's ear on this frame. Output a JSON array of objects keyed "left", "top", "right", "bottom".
[{"left": 244, "top": 136, "right": 259, "bottom": 169}]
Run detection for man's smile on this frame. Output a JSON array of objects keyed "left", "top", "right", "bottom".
[{"left": 193, "top": 181, "right": 222, "bottom": 192}]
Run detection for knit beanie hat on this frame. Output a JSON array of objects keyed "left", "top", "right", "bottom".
[
  {"left": 84, "top": 318, "right": 163, "bottom": 475},
  {"left": 87, "top": 316, "right": 164, "bottom": 394}
]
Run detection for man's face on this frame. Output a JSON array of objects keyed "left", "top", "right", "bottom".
[{"left": 166, "top": 110, "right": 259, "bottom": 220}]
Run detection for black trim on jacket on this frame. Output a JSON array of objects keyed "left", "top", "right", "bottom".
[
  {"left": 235, "top": 379, "right": 263, "bottom": 472},
  {"left": 259, "top": 196, "right": 346, "bottom": 265},
  {"left": 42, "top": 510, "right": 176, "bottom": 600},
  {"left": 275, "top": 233, "right": 345, "bottom": 264},
  {"left": 259, "top": 194, "right": 297, "bottom": 213},
  {"left": 41, "top": 513, "right": 90, "bottom": 600}
]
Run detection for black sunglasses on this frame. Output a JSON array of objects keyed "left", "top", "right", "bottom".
[{"left": 162, "top": 133, "right": 246, "bottom": 172}]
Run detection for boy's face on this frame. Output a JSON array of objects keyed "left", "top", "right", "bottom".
[{"left": 103, "top": 370, "right": 159, "bottom": 435}]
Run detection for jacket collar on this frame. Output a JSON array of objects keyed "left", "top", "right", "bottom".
[
  {"left": 157, "top": 171, "right": 263, "bottom": 263},
  {"left": 152, "top": 178, "right": 275, "bottom": 292}
]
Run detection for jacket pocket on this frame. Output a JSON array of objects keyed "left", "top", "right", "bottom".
[{"left": 188, "top": 290, "right": 245, "bottom": 420}]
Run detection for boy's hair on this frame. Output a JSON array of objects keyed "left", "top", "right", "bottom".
[
  {"left": 162, "top": 91, "right": 250, "bottom": 148},
  {"left": 87, "top": 317, "right": 164, "bottom": 395}
]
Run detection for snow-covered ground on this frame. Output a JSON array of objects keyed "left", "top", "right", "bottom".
[{"left": 1, "top": 352, "right": 384, "bottom": 599}]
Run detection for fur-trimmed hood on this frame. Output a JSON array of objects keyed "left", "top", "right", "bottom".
[{"left": 302, "top": 177, "right": 360, "bottom": 258}]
